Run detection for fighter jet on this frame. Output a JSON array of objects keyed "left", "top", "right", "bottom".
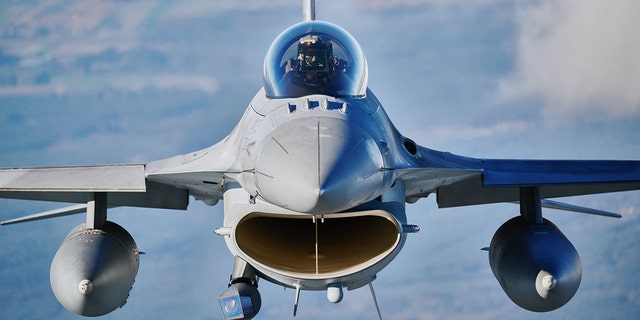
[{"left": 2, "top": 1, "right": 639, "bottom": 319}]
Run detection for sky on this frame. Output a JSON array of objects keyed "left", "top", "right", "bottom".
[{"left": 1, "top": 0, "right": 639, "bottom": 319}]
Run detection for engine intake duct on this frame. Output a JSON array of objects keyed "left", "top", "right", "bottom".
[
  {"left": 489, "top": 216, "right": 581, "bottom": 312},
  {"left": 235, "top": 210, "right": 400, "bottom": 276}
]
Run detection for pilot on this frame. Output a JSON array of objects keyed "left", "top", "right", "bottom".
[
  {"left": 277, "top": 34, "right": 350, "bottom": 97},
  {"left": 304, "top": 50, "right": 319, "bottom": 68},
  {"left": 297, "top": 35, "right": 330, "bottom": 72}
]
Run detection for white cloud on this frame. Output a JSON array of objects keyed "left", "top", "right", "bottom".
[
  {"left": 0, "top": 74, "right": 219, "bottom": 96},
  {"left": 352, "top": 0, "right": 500, "bottom": 9},
  {"left": 430, "top": 120, "right": 529, "bottom": 141},
  {"left": 499, "top": 0, "right": 640, "bottom": 119},
  {"left": 110, "top": 74, "right": 220, "bottom": 94}
]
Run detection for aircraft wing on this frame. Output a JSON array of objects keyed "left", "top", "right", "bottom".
[
  {"left": 0, "top": 138, "right": 241, "bottom": 217},
  {"left": 0, "top": 164, "right": 189, "bottom": 210},
  {"left": 398, "top": 145, "right": 640, "bottom": 208}
]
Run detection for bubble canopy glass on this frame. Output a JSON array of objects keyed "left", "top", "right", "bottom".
[{"left": 263, "top": 21, "right": 368, "bottom": 98}]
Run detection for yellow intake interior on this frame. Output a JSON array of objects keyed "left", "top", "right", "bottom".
[{"left": 235, "top": 211, "right": 399, "bottom": 275}]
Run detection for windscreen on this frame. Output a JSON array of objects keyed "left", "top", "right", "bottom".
[{"left": 263, "top": 21, "right": 368, "bottom": 98}]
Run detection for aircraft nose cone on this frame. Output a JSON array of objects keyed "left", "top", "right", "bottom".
[{"left": 254, "top": 117, "right": 386, "bottom": 213}]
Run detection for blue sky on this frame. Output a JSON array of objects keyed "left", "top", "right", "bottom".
[{"left": 1, "top": 0, "right": 639, "bottom": 319}]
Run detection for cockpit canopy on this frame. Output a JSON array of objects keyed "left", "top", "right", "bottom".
[{"left": 264, "top": 21, "right": 368, "bottom": 99}]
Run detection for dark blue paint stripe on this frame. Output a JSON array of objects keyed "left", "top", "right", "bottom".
[{"left": 482, "top": 159, "right": 640, "bottom": 186}]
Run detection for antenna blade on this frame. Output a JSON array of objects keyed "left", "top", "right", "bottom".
[
  {"left": 303, "top": 0, "right": 316, "bottom": 21},
  {"left": 369, "top": 282, "right": 383, "bottom": 320},
  {"left": 293, "top": 284, "right": 301, "bottom": 316}
]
